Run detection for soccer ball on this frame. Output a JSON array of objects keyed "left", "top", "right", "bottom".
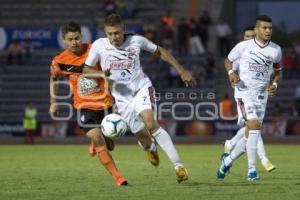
[{"left": 101, "top": 113, "right": 127, "bottom": 139}]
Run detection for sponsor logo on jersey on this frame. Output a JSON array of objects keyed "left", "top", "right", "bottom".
[
  {"left": 248, "top": 64, "right": 268, "bottom": 73},
  {"left": 109, "top": 60, "right": 134, "bottom": 70}
]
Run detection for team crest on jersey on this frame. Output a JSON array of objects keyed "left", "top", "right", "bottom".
[{"left": 78, "top": 77, "right": 100, "bottom": 95}]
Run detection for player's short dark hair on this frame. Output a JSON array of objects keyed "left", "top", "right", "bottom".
[
  {"left": 243, "top": 26, "right": 254, "bottom": 32},
  {"left": 104, "top": 13, "right": 124, "bottom": 27},
  {"left": 61, "top": 22, "right": 81, "bottom": 38},
  {"left": 256, "top": 15, "right": 272, "bottom": 23}
]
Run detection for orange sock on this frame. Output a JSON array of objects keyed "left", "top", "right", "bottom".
[
  {"left": 88, "top": 141, "right": 96, "bottom": 156},
  {"left": 95, "top": 146, "right": 122, "bottom": 181}
]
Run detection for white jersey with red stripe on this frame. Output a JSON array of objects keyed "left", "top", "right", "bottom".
[
  {"left": 228, "top": 38, "right": 282, "bottom": 94},
  {"left": 85, "top": 34, "right": 158, "bottom": 133},
  {"left": 228, "top": 38, "right": 282, "bottom": 122},
  {"left": 85, "top": 34, "right": 157, "bottom": 97}
]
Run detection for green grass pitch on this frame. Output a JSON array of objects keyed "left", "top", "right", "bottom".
[{"left": 0, "top": 144, "right": 299, "bottom": 200}]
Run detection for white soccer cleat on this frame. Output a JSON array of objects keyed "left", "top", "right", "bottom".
[{"left": 262, "top": 160, "right": 276, "bottom": 172}]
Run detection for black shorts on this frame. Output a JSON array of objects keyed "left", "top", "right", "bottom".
[{"left": 77, "top": 107, "right": 113, "bottom": 133}]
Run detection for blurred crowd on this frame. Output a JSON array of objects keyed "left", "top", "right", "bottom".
[
  {"left": 6, "top": 40, "right": 33, "bottom": 66},
  {"left": 3, "top": 1, "right": 300, "bottom": 89}
]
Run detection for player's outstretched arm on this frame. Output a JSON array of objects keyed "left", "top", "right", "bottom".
[
  {"left": 82, "top": 65, "right": 109, "bottom": 78},
  {"left": 154, "top": 46, "right": 196, "bottom": 87},
  {"left": 224, "top": 58, "right": 239, "bottom": 86}
]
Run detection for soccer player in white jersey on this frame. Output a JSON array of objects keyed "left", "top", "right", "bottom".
[
  {"left": 217, "top": 15, "right": 282, "bottom": 180},
  {"left": 84, "top": 14, "right": 196, "bottom": 183},
  {"left": 223, "top": 26, "right": 276, "bottom": 172}
]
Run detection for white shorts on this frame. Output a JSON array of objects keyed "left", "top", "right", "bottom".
[
  {"left": 235, "top": 89, "right": 268, "bottom": 124},
  {"left": 114, "top": 85, "right": 156, "bottom": 133}
]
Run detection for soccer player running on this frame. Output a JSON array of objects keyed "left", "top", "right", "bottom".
[
  {"left": 217, "top": 15, "right": 282, "bottom": 180},
  {"left": 49, "top": 22, "right": 159, "bottom": 186},
  {"left": 223, "top": 26, "right": 276, "bottom": 172},
  {"left": 83, "top": 14, "right": 196, "bottom": 183}
]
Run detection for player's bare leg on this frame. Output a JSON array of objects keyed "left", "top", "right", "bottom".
[
  {"left": 86, "top": 128, "right": 128, "bottom": 186},
  {"left": 140, "top": 109, "right": 188, "bottom": 183},
  {"left": 89, "top": 133, "right": 115, "bottom": 157},
  {"left": 135, "top": 127, "right": 160, "bottom": 167}
]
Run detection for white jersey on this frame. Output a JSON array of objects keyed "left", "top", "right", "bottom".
[
  {"left": 85, "top": 34, "right": 157, "bottom": 97},
  {"left": 228, "top": 38, "right": 282, "bottom": 92},
  {"left": 232, "top": 59, "right": 239, "bottom": 72}
]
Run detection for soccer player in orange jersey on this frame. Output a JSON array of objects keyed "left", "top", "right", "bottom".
[
  {"left": 49, "top": 22, "right": 160, "bottom": 186},
  {"left": 49, "top": 22, "right": 127, "bottom": 186}
]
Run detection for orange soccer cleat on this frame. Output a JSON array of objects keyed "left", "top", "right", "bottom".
[{"left": 116, "top": 177, "right": 128, "bottom": 186}]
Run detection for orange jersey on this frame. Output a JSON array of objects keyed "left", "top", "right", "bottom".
[{"left": 50, "top": 43, "right": 113, "bottom": 110}]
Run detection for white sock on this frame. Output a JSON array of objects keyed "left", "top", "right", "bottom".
[
  {"left": 230, "top": 137, "right": 247, "bottom": 161},
  {"left": 257, "top": 133, "right": 268, "bottom": 164},
  {"left": 246, "top": 130, "right": 260, "bottom": 171},
  {"left": 152, "top": 127, "right": 182, "bottom": 167},
  {"left": 229, "top": 127, "right": 246, "bottom": 148},
  {"left": 224, "top": 155, "right": 233, "bottom": 167}
]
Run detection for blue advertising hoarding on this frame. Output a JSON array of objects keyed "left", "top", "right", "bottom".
[
  {"left": 0, "top": 26, "right": 140, "bottom": 50},
  {"left": 0, "top": 26, "right": 101, "bottom": 50}
]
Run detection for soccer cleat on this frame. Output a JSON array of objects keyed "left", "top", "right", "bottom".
[
  {"left": 88, "top": 142, "right": 96, "bottom": 157},
  {"left": 104, "top": 136, "right": 115, "bottom": 151},
  {"left": 224, "top": 140, "right": 233, "bottom": 154},
  {"left": 263, "top": 160, "right": 276, "bottom": 172},
  {"left": 247, "top": 171, "right": 260, "bottom": 181},
  {"left": 147, "top": 150, "right": 160, "bottom": 167},
  {"left": 116, "top": 177, "right": 128, "bottom": 186},
  {"left": 216, "top": 153, "right": 232, "bottom": 179},
  {"left": 175, "top": 166, "right": 188, "bottom": 183}
]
